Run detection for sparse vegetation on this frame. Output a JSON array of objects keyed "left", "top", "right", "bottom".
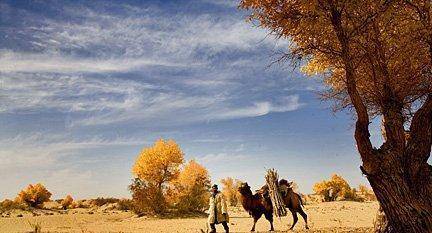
[
  {"left": 28, "top": 221, "right": 42, "bottom": 233},
  {"left": 90, "top": 197, "right": 119, "bottom": 207},
  {"left": 117, "top": 199, "right": 133, "bottom": 211},
  {"left": 70, "top": 200, "right": 90, "bottom": 209},
  {"left": 0, "top": 199, "right": 26, "bottom": 212},
  {"left": 16, "top": 183, "right": 52, "bottom": 208}
]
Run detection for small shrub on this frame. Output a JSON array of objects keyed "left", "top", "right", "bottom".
[
  {"left": 70, "top": 201, "right": 81, "bottom": 209},
  {"left": 61, "top": 195, "right": 74, "bottom": 209},
  {"left": 28, "top": 221, "right": 42, "bottom": 233},
  {"left": 0, "top": 199, "right": 26, "bottom": 211},
  {"left": 117, "top": 199, "right": 133, "bottom": 211},
  {"left": 16, "top": 183, "right": 52, "bottom": 208},
  {"left": 90, "top": 197, "right": 119, "bottom": 207}
]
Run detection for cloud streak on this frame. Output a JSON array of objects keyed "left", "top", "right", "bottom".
[
  {"left": 0, "top": 51, "right": 192, "bottom": 73},
  {"left": 0, "top": 133, "right": 145, "bottom": 171},
  {"left": 0, "top": 1, "right": 305, "bottom": 127}
]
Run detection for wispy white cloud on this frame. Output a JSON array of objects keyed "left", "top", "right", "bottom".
[
  {"left": 214, "top": 95, "right": 303, "bottom": 120},
  {"left": 1, "top": 71, "right": 303, "bottom": 126},
  {"left": 0, "top": 2, "right": 302, "bottom": 127},
  {"left": 0, "top": 133, "right": 145, "bottom": 171},
  {"left": 201, "top": 0, "right": 239, "bottom": 8},
  {"left": 0, "top": 4, "right": 282, "bottom": 74},
  {"left": 197, "top": 152, "right": 247, "bottom": 164},
  {"left": 0, "top": 51, "right": 192, "bottom": 73},
  {"left": 0, "top": 73, "right": 152, "bottom": 113}
]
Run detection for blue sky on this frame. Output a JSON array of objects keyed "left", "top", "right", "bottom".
[{"left": 0, "top": 0, "right": 383, "bottom": 199}]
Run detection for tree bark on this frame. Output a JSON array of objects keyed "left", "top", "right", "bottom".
[
  {"left": 364, "top": 154, "right": 432, "bottom": 233},
  {"left": 373, "top": 207, "right": 391, "bottom": 233}
]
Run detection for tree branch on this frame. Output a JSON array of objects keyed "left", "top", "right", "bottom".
[
  {"left": 406, "top": 94, "right": 432, "bottom": 164},
  {"left": 328, "top": 3, "right": 375, "bottom": 170}
]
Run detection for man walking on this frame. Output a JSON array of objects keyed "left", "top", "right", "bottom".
[{"left": 208, "top": 184, "right": 229, "bottom": 233}]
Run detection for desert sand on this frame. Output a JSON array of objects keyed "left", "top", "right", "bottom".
[{"left": 0, "top": 201, "right": 379, "bottom": 233}]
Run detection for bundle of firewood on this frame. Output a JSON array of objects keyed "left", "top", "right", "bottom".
[{"left": 265, "top": 168, "right": 287, "bottom": 217}]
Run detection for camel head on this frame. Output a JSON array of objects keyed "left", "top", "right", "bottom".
[
  {"left": 238, "top": 182, "right": 252, "bottom": 196},
  {"left": 279, "top": 179, "right": 293, "bottom": 188}
]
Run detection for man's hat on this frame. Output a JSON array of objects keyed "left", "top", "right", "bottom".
[{"left": 212, "top": 184, "right": 218, "bottom": 189}]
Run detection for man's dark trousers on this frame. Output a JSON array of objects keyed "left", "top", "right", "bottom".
[{"left": 209, "top": 221, "right": 229, "bottom": 233}]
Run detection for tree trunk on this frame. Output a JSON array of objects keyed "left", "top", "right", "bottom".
[
  {"left": 373, "top": 207, "right": 391, "bottom": 233},
  {"left": 363, "top": 154, "right": 432, "bottom": 233},
  {"left": 327, "top": 4, "right": 432, "bottom": 233}
]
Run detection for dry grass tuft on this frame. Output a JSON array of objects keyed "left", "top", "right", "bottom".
[{"left": 28, "top": 220, "right": 42, "bottom": 233}]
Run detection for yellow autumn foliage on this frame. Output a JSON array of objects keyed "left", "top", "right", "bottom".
[
  {"left": 130, "top": 139, "right": 184, "bottom": 214},
  {"left": 132, "top": 139, "right": 184, "bottom": 186},
  {"left": 61, "top": 195, "right": 74, "bottom": 209},
  {"left": 16, "top": 183, "right": 52, "bottom": 208},
  {"left": 168, "top": 160, "right": 211, "bottom": 212},
  {"left": 220, "top": 177, "right": 243, "bottom": 206},
  {"left": 240, "top": 0, "right": 431, "bottom": 116},
  {"left": 313, "top": 174, "right": 357, "bottom": 202},
  {"left": 358, "top": 184, "right": 377, "bottom": 201}
]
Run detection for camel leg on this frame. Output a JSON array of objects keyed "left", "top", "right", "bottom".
[
  {"left": 289, "top": 210, "right": 298, "bottom": 230},
  {"left": 251, "top": 217, "right": 258, "bottom": 232},
  {"left": 251, "top": 212, "right": 263, "bottom": 232},
  {"left": 264, "top": 212, "right": 274, "bottom": 231},
  {"left": 299, "top": 209, "right": 309, "bottom": 229}
]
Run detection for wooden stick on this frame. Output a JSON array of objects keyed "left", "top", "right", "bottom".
[{"left": 265, "top": 168, "right": 287, "bottom": 217}]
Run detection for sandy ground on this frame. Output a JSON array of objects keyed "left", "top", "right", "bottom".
[{"left": 0, "top": 201, "right": 379, "bottom": 233}]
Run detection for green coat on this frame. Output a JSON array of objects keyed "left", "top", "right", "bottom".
[{"left": 207, "top": 192, "right": 229, "bottom": 224}]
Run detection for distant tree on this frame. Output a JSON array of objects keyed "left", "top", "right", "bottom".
[
  {"left": 0, "top": 199, "right": 25, "bottom": 211},
  {"left": 168, "top": 160, "right": 211, "bottom": 212},
  {"left": 16, "top": 183, "right": 52, "bottom": 208},
  {"left": 131, "top": 139, "right": 184, "bottom": 214},
  {"left": 313, "top": 174, "right": 357, "bottom": 202},
  {"left": 220, "top": 177, "right": 243, "bottom": 206},
  {"left": 61, "top": 195, "right": 73, "bottom": 210},
  {"left": 358, "top": 184, "right": 377, "bottom": 201},
  {"left": 240, "top": 0, "right": 432, "bottom": 231}
]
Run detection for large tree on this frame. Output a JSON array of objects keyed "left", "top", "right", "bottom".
[
  {"left": 132, "top": 139, "right": 184, "bottom": 213},
  {"left": 240, "top": 0, "right": 432, "bottom": 232}
]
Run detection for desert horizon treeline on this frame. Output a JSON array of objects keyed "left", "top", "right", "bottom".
[{"left": 0, "top": 139, "right": 376, "bottom": 216}]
